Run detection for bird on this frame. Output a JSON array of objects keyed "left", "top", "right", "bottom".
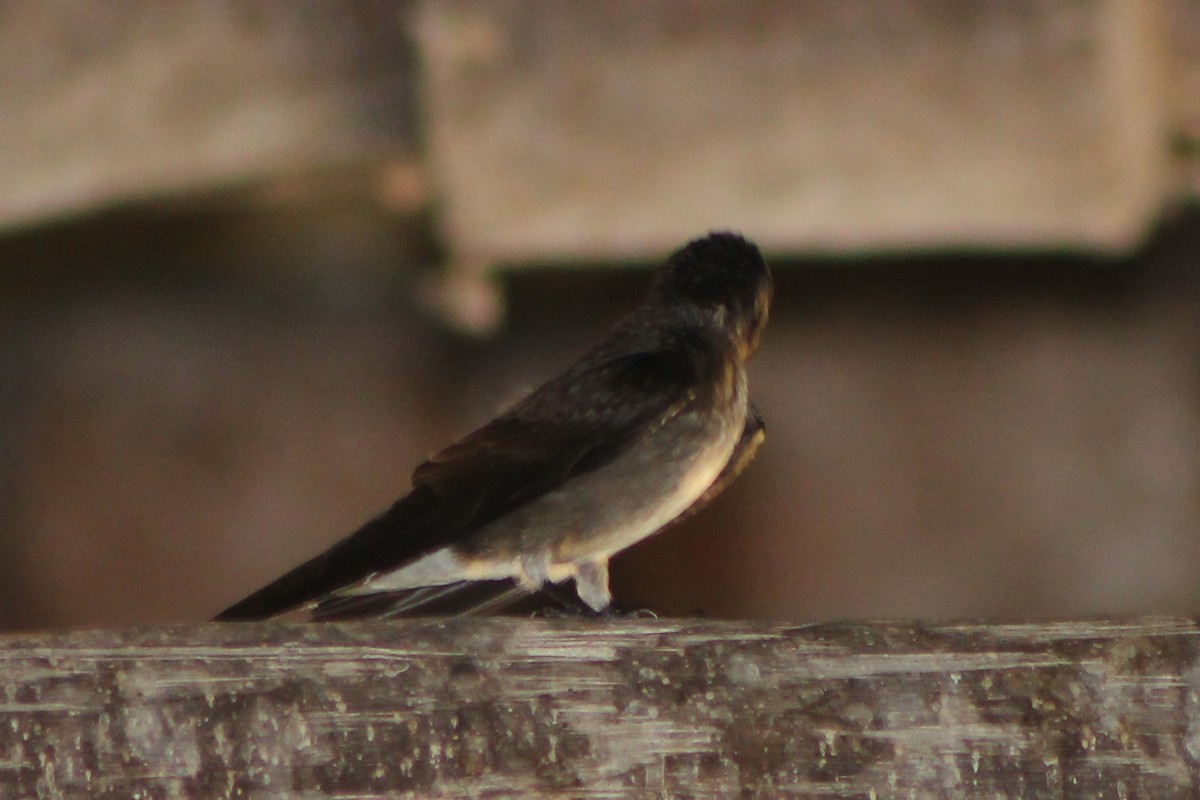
[{"left": 215, "top": 231, "right": 772, "bottom": 621}]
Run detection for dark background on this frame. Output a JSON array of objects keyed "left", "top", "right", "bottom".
[{"left": 2, "top": 2, "right": 1199, "bottom": 630}]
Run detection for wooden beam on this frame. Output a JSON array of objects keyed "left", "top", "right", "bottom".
[
  {"left": 0, "top": 2, "right": 418, "bottom": 231},
  {"left": 3, "top": 618, "right": 1199, "bottom": 797}
]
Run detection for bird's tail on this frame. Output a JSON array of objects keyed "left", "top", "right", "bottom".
[{"left": 213, "top": 490, "right": 451, "bottom": 621}]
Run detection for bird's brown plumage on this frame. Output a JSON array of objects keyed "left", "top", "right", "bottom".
[{"left": 216, "top": 232, "right": 771, "bottom": 621}]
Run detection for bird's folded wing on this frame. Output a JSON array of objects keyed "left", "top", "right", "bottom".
[{"left": 215, "top": 341, "right": 716, "bottom": 621}]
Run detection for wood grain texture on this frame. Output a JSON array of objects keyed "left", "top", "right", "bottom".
[{"left": 3, "top": 618, "right": 1200, "bottom": 798}]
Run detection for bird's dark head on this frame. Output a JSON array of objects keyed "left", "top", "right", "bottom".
[{"left": 653, "top": 232, "right": 773, "bottom": 360}]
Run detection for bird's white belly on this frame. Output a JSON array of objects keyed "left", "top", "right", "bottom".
[{"left": 578, "top": 416, "right": 739, "bottom": 562}]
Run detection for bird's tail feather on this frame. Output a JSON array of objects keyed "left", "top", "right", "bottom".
[
  {"left": 214, "top": 487, "right": 467, "bottom": 621},
  {"left": 310, "top": 580, "right": 536, "bottom": 620}
]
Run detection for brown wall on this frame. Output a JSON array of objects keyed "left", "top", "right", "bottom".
[{"left": 3, "top": 208, "right": 1199, "bottom": 629}]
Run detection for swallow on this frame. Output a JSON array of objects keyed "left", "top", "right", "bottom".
[{"left": 215, "top": 231, "right": 772, "bottom": 621}]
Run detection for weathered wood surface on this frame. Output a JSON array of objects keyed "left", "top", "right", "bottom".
[{"left": 3, "top": 617, "right": 1200, "bottom": 798}]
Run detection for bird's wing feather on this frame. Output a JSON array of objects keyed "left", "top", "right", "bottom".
[{"left": 215, "top": 335, "right": 718, "bottom": 621}]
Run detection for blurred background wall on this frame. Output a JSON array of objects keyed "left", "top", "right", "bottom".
[{"left": 2, "top": 0, "right": 1200, "bottom": 630}]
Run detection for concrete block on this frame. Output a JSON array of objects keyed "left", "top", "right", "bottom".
[
  {"left": 417, "top": 0, "right": 1172, "bottom": 267},
  {"left": 0, "top": 2, "right": 418, "bottom": 230}
]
